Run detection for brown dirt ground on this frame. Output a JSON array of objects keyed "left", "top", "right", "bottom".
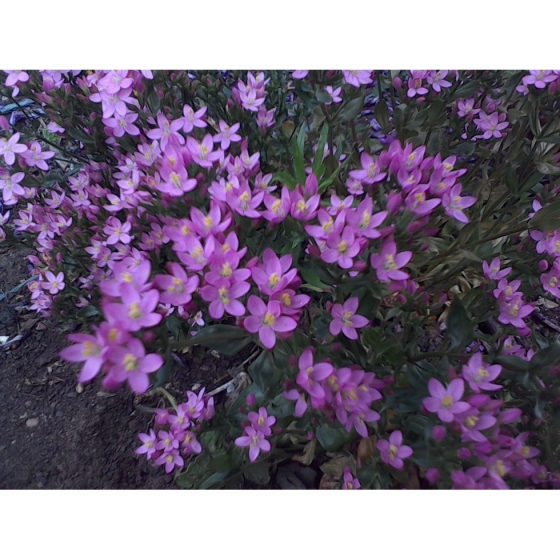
[{"left": 0, "top": 245, "right": 250, "bottom": 489}]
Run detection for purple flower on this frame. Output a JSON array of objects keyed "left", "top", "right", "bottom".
[
  {"left": 370, "top": 238, "right": 412, "bottom": 283},
  {"left": 136, "top": 429, "right": 158, "bottom": 460},
  {"left": 243, "top": 296, "right": 297, "bottom": 349},
  {"left": 248, "top": 407, "right": 276, "bottom": 436},
  {"left": 235, "top": 425, "right": 272, "bottom": 462},
  {"left": 342, "top": 467, "right": 361, "bottom": 489},
  {"left": 423, "top": 378, "right": 470, "bottom": 423},
  {"left": 296, "top": 347, "right": 334, "bottom": 400},
  {"left": 462, "top": 352, "right": 503, "bottom": 393},
  {"left": 0, "top": 132, "right": 27, "bottom": 165},
  {"left": 377, "top": 431, "right": 413, "bottom": 469},
  {"left": 329, "top": 297, "right": 369, "bottom": 340}
]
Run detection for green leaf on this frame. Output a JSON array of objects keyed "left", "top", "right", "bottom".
[
  {"left": 537, "top": 134, "right": 560, "bottom": 145},
  {"left": 528, "top": 199, "right": 560, "bottom": 232},
  {"left": 182, "top": 325, "right": 252, "bottom": 356},
  {"left": 316, "top": 90, "right": 332, "bottom": 104},
  {"left": 272, "top": 171, "right": 297, "bottom": 190},
  {"left": 292, "top": 126, "right": 306, "bottom": 185},
  {"left": 207, "top": 453, "right": 235, "bottom": 473},
  {"left": 494, "top": 355, "right": 529, "bottom": 373},
  {"left": 340, "top": 95, "right": 365, "bottom": 121},
  {"left": 529, "top": 343, "right": 560, "bottom": 374},
  {"left": 243, "top": 461, "right": 271, "bottom": 486},
  {"left": 315, "top": 423, "right": 354, "bottom": 452},
  {"left": 199, "top": 471, "right": 229, "bottom": 489},
  {"left": 374, "top": 99, "right": 390, "bottom": 130},
  {"left": 519, "top": 172, "right": 544, "bottom": 194},
  {"left": 312, "top": 123, "right": 329, "bottom": 177},
  {"left": 299, "top": 268, "right": 332, "bottom": 291},
  {"left": 154, "top": 346, "right": 173, "bottom": 388},
  {"left": 67, "top": 127, "right": 95, "bottom": 145},
  {"left": 536, "top": 162, "right": 560, "bottom": 175},
  {"left": 446, "top": 296, "right": 474, "bottom": 351},
  {"left": 248, "top": 350, "right": 279, "bottom": 394},
  {"left": 147, "top": 89, "right": 161, "bottom": 114}
]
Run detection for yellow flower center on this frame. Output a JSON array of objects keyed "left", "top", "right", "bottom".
[
  {"left": 123, "top": 353, "right": 139, "bottom": 371},
  {"left": 272, "top": 199, "right": 282, "bottom": 213},
  {"left": 389, "top": 444, "right": 398, "bottom": 460},
  {"left": 263, "top": 312, "right": 276, "bottom": 326},
  {"left": 360, "top": 210, "right": 371, "bottom": 228},
  {"left": 441, "top": 396, "right": 453, "bottom": 408},
  {"left": 385, "top": 254, "right": 397, "bottom": 270},
  {"left": 218, "top": 287, "right": 230, "bottom": 305},
  {"left": 221, "top": 263, "right": 233, "bottom": 277},
  {"left": 128, "top": 302, "right": 142, "bottom": 319},
  {"left": 466, "top": 416, "right": 479, "bottom": 429},
  {"left": 338, "top": 240, "right": 348, "bottom": 254},
  {"left": 296, "top": 200, "right": 307, "bottom": 213},
  {"left": 342, "top": 310, "right": 353, "bottom": 326},
  {"left": 269, "top": 272, "right": 281, "bottom": 288},
  {"left": 281, "top": 293, "right": 292, "bottom": 306},
  {"left": 203, "top": 216, "right": 213, "bottom": 228}
]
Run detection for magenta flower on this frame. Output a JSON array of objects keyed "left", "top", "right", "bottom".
[
  {"left": 136, "top": 429, "right": 158, "bottom": 460},
  {"left": 235, "top": 425, "right": 272, "bottom": 462},
  {"left": 251, "top": 248, "right": 298, "bottom": 296},
  {"left": 155, "top": 449, "right": 184, "bottom": 474},
  {"left": 370, "top": 239, "right": 412, "bottom": 283},
  {"left": 59, "top": 332, "right": 104, "bottom": 383},
  {"left": 462, "top": 352, "right": 503, "bottom": 392},
  {"left": 377, "top": 431, "right": 413, "bottom": 469},
  {"left": 349, "top": 153, "right": 387, "bottom": 185},
  {"left": 42, "top": 271, "right": 65, "bottom": 294},
  {"left": 342, "top": 467, "right": 361, "bottom": 489},
  {"left": 256, "top": 107, "right": 276, "bottom": 130},
  {"left": 146, "top": 112, "right": 184, "bottom": 149},
  {"left": 475, "top": 111, "right": 508, "bottom": 140},
  {"left": 181, "top": 431, "right": 203, "bottom": 455},
  {"left": 329, "top": 297, "right": 369, "bottom": 340},
  {"left": 156, "top": 430, "right": 180, "bottom": 453},
  {"left": 104, "top": 112, "right": 141, "bottom": 137},
  {"left": 0, "top": 132, "right": 27, "bottom": 165},
  {"left": 154, "top": 262, "right": 200, "bottom": 306},
  {"left": 426, "top": 70, "right": 452, "bottom": 92},
  {"left": 459, "top": 411, "right": 497, "bottom": 443},
  {"left": 243, "top": 296, "right": 297, "bottom": 349},
  {"left": 482, "top": 258, "right": 511, "bottom": 281},
  {"left": 324, "top": 86, "right": 342, "bottom": 104},
  {"left": 283, "top": 389, "right": 309, "bottom": 417},
  {"left": 103, "top": 284, "right": 162, "bottom": 332},
  {"left": 105, "top": 338, "right": 164, "bottom": 394},
  {"left": 442, "top": 185, "right": 476, "bottom": 223},
  {"left": 187, "top": 134, "right": 220, "bottom": 168},
  {"left": 296, "top": 347, "right": 334, "bottom": 400},
  {"left": 321, "top": 227, "right": 362, "bottom": 270},
  {"left": 199, "top": 280, "right": 250, "bottom": 319},
  {"left": 103, "top": 216, "right": 132, "bottom": 245},
  {"left": 347, "top": 197, "right": 387, "bottom": 239},
  {"left": 292, "top": 71, "right": 309, "bottom": 79},
  {"left": 22, "top": 141, "right": 55, "bottom": 171},
  {"left": 423, "top": 378, "right": 470, "bottom": 423},
  {"left": 213, "top": 120, "right": 241, "bottom": 150},
  {"left": 248, "top": 407, "right": 277, "bottom": 437},
  {"left": 182, "top": 104, "right": 207, "bottom": 133},
  {"left": 498, "top": 296, "right": 534, "bottom": 330},
  {"left": 342, "top": 70, "right": 373, "bottom": 88}
]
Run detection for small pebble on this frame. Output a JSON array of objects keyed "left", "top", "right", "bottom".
[{"left": 26, "top": 418, "right": 39, "bottom": 428}]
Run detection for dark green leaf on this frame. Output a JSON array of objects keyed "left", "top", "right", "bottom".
[
  {"left": 299, "top": 268, "right": 332, "bottom": 291},
  {"left": 315, "top": 90, "right": 332, "bottom": 104},
  {"left": 340, "top": 95, "right": 365, "bottom": 121},
  {"left": 182, "top": 325, "right": 251, "bottom": 356},
  {"left": 536, "top": 162, "right": 560, "bottom": 175},
  {"left": 272, "top": 171, "right": 297, "bottom": 190},
  {"left": 315, "top": 423, "right": 354, "bottom": 452},
  {"left": 312, "top": 123, "right": 329, "bottom": 177},
  {"left": 374, "top": 99, "right": 390, "bottom": 130},
  {"left": 207, "top": 453, "right": 235, "bottom": 473},
  {"left": 529, "top": 199, "right": 560, "bottom": 232},
  {"left": 446, "top": 296, "right": 474, "bottom": 351},
  {"left": 292, "top": 126, "right": 306, "bottom": 185},
  {"left": 154, "top": 347, "right": 173, "bottom": 388},
  {"left": 243, "top": 461, "right": 271, "bottom": 486}
]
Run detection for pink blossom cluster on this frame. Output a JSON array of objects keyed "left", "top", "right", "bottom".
[
  {"left": 235, "top": 406, "right": 276, "bottom": 462},
  {"left": 423, "top": 360, "right": 551, "bottom": 489},
  {"left": 404, "top": 70, "right": 455, "bottom": 99},
  {"left": 232, "top": 72, "right": 275, "bottom": 131},
  {"left": 284, "top": 347, "right": 385, "bottom": 437},
  {"left": 136, "top": 388, "right": 215, "bottom": 474},
  {"left": 482, "top": 257, "right": 535, "bottom": 334},
  {"left": 516, "top": 70, "right": 560, "bottom": 95},
  {"left": 457, "top": 93, "right": 510, "bottom": 141}
]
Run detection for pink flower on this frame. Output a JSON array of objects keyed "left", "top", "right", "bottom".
[
  {"left": 243, "top": 295, "right": 297, "bottom": 349},
  {"left": 0, "top": 132, "right": 27, "bottom": 165},
  {"left": 256, "top": 107, "right": 276, "bottom": 130},
  {"left": 199, "top": 280, "right": 250, "bottom": 319},
  {"left": 442, "top": 185, "right": 476, "bottom": 223},
  {"left": 182, "top": 104, "right": 207, "bottom": 133},
  {"left": 103, "top": 216, "right": 132, "bottom": 245},
  {"left": 248, "top": 407, "right": 276, "bottom": 437},
  {"left": 370, "top": 239, "right": 412, "bottom": 282},
  {"left": 154, "top": 262, "right": 200, "bottom": 306},
  {"left": 497, "top": 296, "right": 534, "bottom": 330},
  {"left": 213, "top": 120, "right": 241, "bottom": 150},
  {"left": 321, "top": 227, "right": 363, "bottom": 270},
  {"left": 324, "top": 86, "right": 342, "bottom": 104},
  {"left": 462, "top": 352, "right": 503, "bottom": 393},
  {"left": 342, "top": 70, "right": 373, "bottom": 88},
  {"left": 342, "top": 467, "right": 361, "bottom": 489},
  {"left": 349, "top": 153, "right": 387, "bottom": 185},
  {"left": 235, "top": 425, "right": 272, "bottom": 462},
  {"left": 103, "top": 284, "right": 162, "bottom": 332},
  {"left": 292, "top": 71, "right": 309, "bottom": 79},
  {"left": 146, "top": 112, "right": 184, "bottom": 149},
  {"left": 104, "top": 112, "right": 141, "bottom": 137},
  {"left": 250, "top": 248, "right": 298, "bottom": 296},
  {"left": 155, "top": 449, "right": 184, "bottom": 474},
  {"left": 59, "top": 332, "right": 104, "bottom": 383},
  {"left": 377, "top": 431, "right": 413, "bottom": 469},
  {"left": 136, "top": 429, "right": 158, "bottom": 460},
  {"left": 296, "top": 347, "right": 334, "bottom": 400},
  {"left": 346, "top": 197, "right": 387, "bottom": 239},
  {"left": 482, "top": 258, "right": 511, "bottom": 281},
  {"left": 329, "top": 297, "right": 369, "bottom": 340},
  {"left": 22, "top": 141, "right": 55, "bottom": 171},
  {"left": 423, "top": 378, "right": 470, "bottom": 423},
  {"left": 105, "top": 338, "right": 164, "bottom": 394},
  {"left": 42, "top": 271, "right": 65, "bottom": 294}
]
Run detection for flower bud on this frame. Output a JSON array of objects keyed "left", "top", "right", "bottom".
[
  {"left": 425, "top": 468, "right": 440, "bottom": 483},
  {"left": 416, "top": 96, "right": 426, "bottom": 104},
  {"left": 330, "top": 342, "right": 342, "bottom": 353},
  {"left": 457, "top": 447, "right": 471, "bottom": 460},
  {"left": 246, "top": 393, "right": 256, "bottom": 406},
  {"left": 393, "top": 76, "right": 402, "bottom": 89},
  {"left": 538, "top": 259, "right": 549, "bottom": 272},
  {"left": 432, "top": 425, "right": 446, "bottom": 441},
  {"left": 499, "top": 408, "right": 522, "bottom": 424},
  {"left": 142, "top": 330, "right": 156, "bottom": 344}
]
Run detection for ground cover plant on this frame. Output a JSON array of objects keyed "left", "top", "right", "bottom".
[{"left": 2, "top": 69, "right": 560, "bottom": 489}]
